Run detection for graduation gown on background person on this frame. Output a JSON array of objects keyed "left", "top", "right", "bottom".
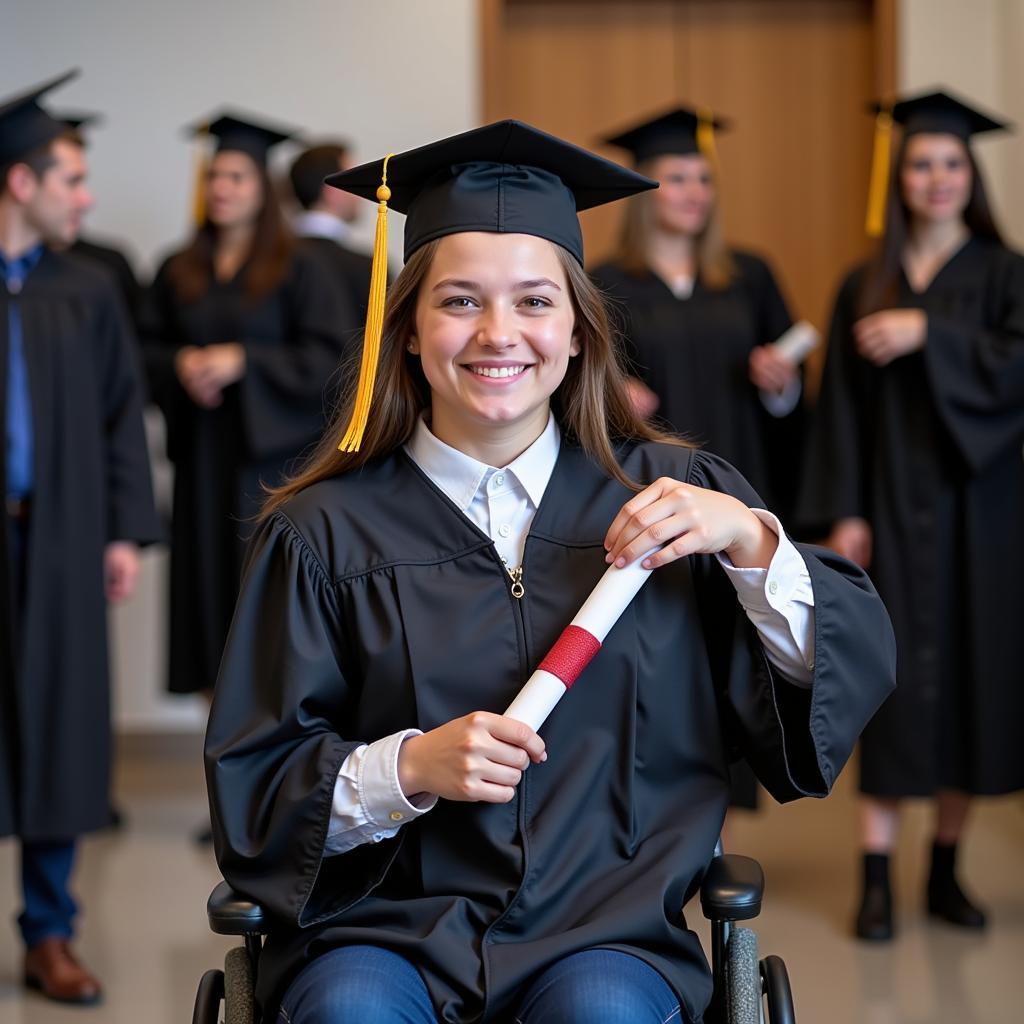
[
  {"left": 206, "top": 440, "right": 895, "bottom": 1023},
  {"left": 140, "top": 242, "right": 351, "bottom": 695},
  {"left": 71, "top": 235, "right": 143, "bottom": 330},
  {"left": 0, "top": 249, "right": 160, "bottom": 840},
  {"left": 591, "top": 252, "right": 805, "bottom": 521},
  {"left": 299, "top": 233, "right": 374, "bottom": 330},
  {"left": 798, "top": 236, "right": 1024, "bottom": 797}
]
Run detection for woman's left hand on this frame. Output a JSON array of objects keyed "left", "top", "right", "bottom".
[
  {"left": 603, "top": 477, "right": 779, "bottom": 571},
  {"left": 853, "top": 309, "right": 927, "bottom": 366}
]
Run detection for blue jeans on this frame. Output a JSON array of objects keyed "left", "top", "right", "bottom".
[
  {"left": 277, "top": 945, "right": 681, "bottom": 1024},
  {"left": 18, "top": 840, "right": 77, "bottom": 947}
]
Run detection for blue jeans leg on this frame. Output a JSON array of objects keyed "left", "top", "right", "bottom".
[
  {"left": 277, "top": 944, "right": 437, "bottom": 1024},
  {"left": 18, "top": 839, "right": 77, "bottom": 948},
  {"left": 514, "top": 948, "right": 682, "bottom": 1024}
]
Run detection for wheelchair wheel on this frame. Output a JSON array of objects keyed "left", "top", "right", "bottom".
[
  {"left": 223, "top": 945, "right": 256, "bottom": 1024},
  {"left": 760, "top": 955, "right": 795, "bottom": 1024},
  {"left": 725, "top": 926, "right": 762, "bottom": 1024}
]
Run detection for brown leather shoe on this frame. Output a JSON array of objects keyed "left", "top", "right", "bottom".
[{"left": 23, "top": 937, "right": 103, "bottom": 1005}]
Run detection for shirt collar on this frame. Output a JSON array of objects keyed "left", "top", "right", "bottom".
[
  {"left": 293, "top": 210, "right": 350, "bottom": 245},
  {"left": 406, "top": 413, "right": 561, "bottom": 512}
]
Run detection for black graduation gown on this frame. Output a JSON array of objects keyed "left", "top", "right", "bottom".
[
  {"left": 205, "top": 440, "right": 895, "bottom": 1023},
  {"left": 798, "top": 237, "right": 1024, "bottom": 797},
  {"left": 299, "top": 234, "right": 374, "bottom": 327},
  {"left": 591, "top": 252, "right": 805, "bottom": 519},
  {"left": 140, "top": 243, "right": 351, "bottom": 694},
  {"left": 71, "top": 236, "right": 143, "bottom": 329},
  {"left": 0, "top": 250, "right": 160, "bottom": 840}
]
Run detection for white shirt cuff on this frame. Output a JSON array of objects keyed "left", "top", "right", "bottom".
[
  {"left": 324, "top": 729, "right": 437, "bottom": 856},
  {"left": 715, "top": 509, "right": 816, "bottom": 685}
]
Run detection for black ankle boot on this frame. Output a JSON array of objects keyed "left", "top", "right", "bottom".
[
  {"left": 855, "top": 852, "right": 894, "bottom": 941},
  {"left": 927, "top": 841, "right": 987, "bottom": 929}
]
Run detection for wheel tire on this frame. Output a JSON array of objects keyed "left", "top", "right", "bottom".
[
  {"left": 760, "top": 955, "right": 796, "bottom": 1024},
  {"left": 725, "top": 926, "right": 761, "bottom": 1024},
  {"left": 223, "top": 945, "right": 256, "bottom": 1024}
]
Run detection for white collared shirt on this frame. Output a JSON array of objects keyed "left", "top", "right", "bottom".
[
  {"left": 324, "top": 416, "right": 816, "bottom": 856},
  {"left": 293, "top": 209, "right": 351, "bottom": 246}
]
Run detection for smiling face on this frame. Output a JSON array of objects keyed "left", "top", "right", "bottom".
[
  {"left": 409, "top": 231, "right": 579, "bottom": 456},
  {"left": 899, "top": 133, "right": 973, "bottom": 227},
  {"left": 649, "top": 153, "right": 715, "bottom": 236}
]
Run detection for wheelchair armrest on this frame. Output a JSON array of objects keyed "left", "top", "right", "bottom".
[
  {"left": 700, "top": 854, "right": 764, "bottom": 922},
  {"left": 207, "top": 881, "right": 268, "bottom": 936}
]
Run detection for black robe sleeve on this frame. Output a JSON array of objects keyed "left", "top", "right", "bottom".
[
  {"left": 688, "top": 450, "right": 896, "bottom": 803},
  {"left": 922, "top": 248, "right": 1024, "bottom": 475},
  {"left": 95, "top": 279, "right": 161, "bottom": 544},
  {"left": 745, "top": 252, "right": 792, "bottom": 344},
  {"left": 238, "top": 250, "right": 352, "bottom": 461},
  {"left": 796, "top": 270, "right": 872, "bottom": 534},
  {"left": 205, "top": 510, "right": 403, "bottom": 927}
]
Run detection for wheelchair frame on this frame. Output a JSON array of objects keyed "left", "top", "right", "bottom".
[{"left": 193, "top": 851, "right": 795, "bottom": 1024}]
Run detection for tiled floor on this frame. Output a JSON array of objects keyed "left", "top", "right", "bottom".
[{"left": 0, "top": 741, "right": 1020, "bottom": 1023}]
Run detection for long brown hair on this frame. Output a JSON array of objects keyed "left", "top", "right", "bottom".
[
  {"left": 858, "top": 133, "right": 1003, "bottom": 315},
  {"left": 166, "top": 154, "right": 294, "bottom": 305},
  {"left": 613, "top": 155, "right": 735, "bottom": 289},
  {"left": 262, "top": 238, "right": 692, "bottom": 519}
]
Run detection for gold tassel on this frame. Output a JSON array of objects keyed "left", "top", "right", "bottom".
[
  {"left": 339, "top": 154, "right": 395, "bottom": 453},
  {"left": 191, "top": 124, "right": 209, "bottom": 226},
  {"left": 696, "top": 108, "right": 720, "bottom": 178},
  {"left": 865, "top": 107, "right": 894, "bottom": 238}
]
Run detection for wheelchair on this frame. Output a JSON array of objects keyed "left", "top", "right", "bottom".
[{"left": 192, "top": 850, "right": 796, "bottom": 1024}]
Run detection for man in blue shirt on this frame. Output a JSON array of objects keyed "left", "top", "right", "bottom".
[{"left": 0, "top": 71, "right": 159, "bottom": 1005}]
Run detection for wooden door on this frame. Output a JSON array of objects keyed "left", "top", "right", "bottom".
[{"left": 481, "top": 0, "right": 896, "bottom": 384}]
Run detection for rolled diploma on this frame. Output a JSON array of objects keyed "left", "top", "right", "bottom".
[
  {"left": 771, "top": 320, "right": 820, "bottom": 365},
  {"left": 503, "top": 550, "right": 656, "bottom": 731}
]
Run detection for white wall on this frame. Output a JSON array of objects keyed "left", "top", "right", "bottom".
[
  {"left": 3, "top": 0, "right": 480, "bottom": 730},
  {"left": 899, "top": 0, "right": 1024, "bottom": 246}
]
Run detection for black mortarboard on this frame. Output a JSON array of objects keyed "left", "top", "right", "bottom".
[
  {"left": 0, "top": 70, "right": 79, "bottom": 166},
  {"left": 878, "top": 89, "right": 1009, "bottom": 141},
  {"left": 55, "top": 111, "right": 102, "bottom": 132},
  {"left": 190, "top": 111, "right": 298, "bottom": 166},
  {"left": 324, "top": 119, "right": 657, "bottom": 265},
  {"left": 865, "top": 88, "right": 1011, "bottom": 237},
  {"left": 324, "top": 119, "right": 657, "bottom": 452},
  {"left": 603, "top": 105, "right": 729, "bottom": 164}
]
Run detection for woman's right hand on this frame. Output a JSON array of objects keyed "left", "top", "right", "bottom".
[
  {"left": 827, "top": 516, "right": 873, "bottom": 569},
  {"left": 397, "top": 712, "right": 546, "bottom": 804}
]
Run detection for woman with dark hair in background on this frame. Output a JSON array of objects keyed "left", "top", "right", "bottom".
[
  {"left": 141, "top": 113, "right": 350, "bottom": 728},
  {"left": 799, "top": 91, "right": 1024, "bottom": 941},
  {"left": 592, "top": 107, "right": 809, "bottom": 812}
]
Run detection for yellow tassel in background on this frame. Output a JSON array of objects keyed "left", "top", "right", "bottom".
[
  {"left": 191, "top": 124, "right": 209, "bottom": 226},
  {"left": 865, "top": 107, "right": 894, "bottom": 238},
  {"left": 696, "top": 108, "right": 720, "bottom": 179},
  {"left": 339, "top": 153, "right": 395, "bottom": 453}
]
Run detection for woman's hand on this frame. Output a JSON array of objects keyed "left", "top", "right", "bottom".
[
  {"left": 827, "top": 516, "right": 873, "bottom": 568},
  {"left": 749, "top": 344, "right": 797, "bottom": 394},
  {"left": 397, "top": 712, "right": 546, "bottom": 804},
  {"left": 104, "top": 541, "right": 140, "bottom": 602},
  {"left": 853, "top": 309, "right": 927, "bottom": 367},
  {"left": 174, "top": 343, "right": 247, "bottom": 407},
  {"left": 603, "top": 477, "right": 778, "bottom": 571}
]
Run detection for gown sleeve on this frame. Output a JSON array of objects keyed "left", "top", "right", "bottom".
[
  {"left": 796, "top": 270, "right": 873, "bottom": 535},
  {"left": 95, "top": 279, "right": 161, "bottom": 544},
  {"left": 922, "top": 248, "right": 1024, "bottom": 475},
  {"left": 238, "top": 250, "right": 353, "bottom": 461},
  {"left": 748, "top": 253, "right": 793, "bottom": 344},
  {"left": 688, "top": 449, "right": 896, "bottom": 803},
  {"left": 205, "top": 510, "right": 405, "bottom": 927}
]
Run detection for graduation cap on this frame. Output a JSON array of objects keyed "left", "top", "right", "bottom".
[
  {"left": 55, "top": 111, "right": 103, "bottom": 133},
  {"left": 603, "top": 105, "right": 729, "bottom": 166},
  {"left": 325, "top": 119, "right": 657, "bottom": 451},
  {"left": 865, "top": 89, "right": 1011, "bottom": 237},
  {"left": 0, "top": 69, "right": 79, "bottom": 167},
  {"left": 190, "top": 111, "right": 298, "bottom": 166}
]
